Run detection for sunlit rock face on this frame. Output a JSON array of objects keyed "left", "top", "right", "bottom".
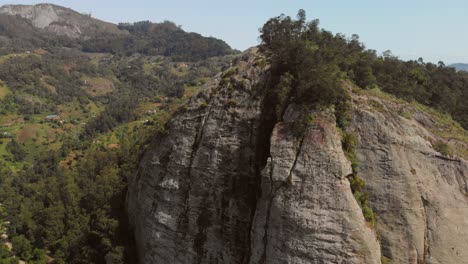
[
  {"left": 127, "top": 50, "right": 468, "bottom": 264},
  {"left": 0, "top": 3, "right": 123, "bottom": 38}
]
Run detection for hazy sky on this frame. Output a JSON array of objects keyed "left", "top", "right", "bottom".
[{"left": 1, "top": 0, "right": 467, "bottom": 63}]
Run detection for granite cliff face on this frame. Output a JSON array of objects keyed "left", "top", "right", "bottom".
[
  {"left": 350, "top": 93, "right": 468, "bottom": 263},
  {"left": 0, "top": 3, "right": 122, "bottom": 38},
  {"left": 127, "top": 51, "right": 468, "bottom": 263}
]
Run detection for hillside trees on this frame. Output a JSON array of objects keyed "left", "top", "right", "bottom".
[
  {"left": 259, "top": 10, "right": 351, "bottom": 123},
  {"left": 260, "top": 10, "right": 468, "bottom": 129},
  {"left": 82, "top": 20, "right": 235, "bottom": 61}
]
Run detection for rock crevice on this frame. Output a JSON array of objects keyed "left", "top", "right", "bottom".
[{"left": 127, "top": 52, "right": 468, "bottom": 264}]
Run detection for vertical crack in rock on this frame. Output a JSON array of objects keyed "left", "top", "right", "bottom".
[
  {"left": 245, "top": 85, "right": 280, "bottom": 263},
  {"left": 260, "top": 133, "right": 305, "bottom": 263},
  {"left": 183, "top": 102, "right": 213, "bottom": 258},
  {"left": 287, "top": 134, "right": 305, "bottom": 184},
  {"left": 421, "top": 196, "right": 430, "bottom": 264}
]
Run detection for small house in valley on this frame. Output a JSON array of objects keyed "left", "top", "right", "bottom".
[{"left": 45, "top": 114, "right": 60, "bottom": 121}]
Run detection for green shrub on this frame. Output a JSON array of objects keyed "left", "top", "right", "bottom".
[
  {"left": 363, "top": 205, "right": 376, "bottom": 226},
  {"left": 433, "top": 140, "right": 452, "bottom": 156},
  {"left": 349, "top": 175, "right": 376, "bottom": 227},
  {"left": 369, "top": 99, "right": 384, "bottom": 112},
  {"left": 342, "top": 132, "right": 359, "bottom": 173},
  {"left": 381, "top": 256, "right": 392, "bottom": 264},
  {"left": 222, "top": 67, "right": 239, "bottom": 79},
  {"left": 399, "top": 109, "right": 412, "bottom": 119},
  {"left": 12, "top": 235, "right": 33, "bottom": 261}
]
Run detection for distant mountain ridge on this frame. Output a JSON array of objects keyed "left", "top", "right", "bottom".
[
  {"left": 449, "top": 63, "right": 468, "bottom": 72},
  {"left": 0, "top": 3, "right": 235, "bottom": 61},
  {"left": 0, "top": 3, "right": 123, "bottom": 39}
]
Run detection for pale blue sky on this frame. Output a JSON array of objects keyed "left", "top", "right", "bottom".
[{"left": 1, "top": 0, "right": 467, "bottom": 63}]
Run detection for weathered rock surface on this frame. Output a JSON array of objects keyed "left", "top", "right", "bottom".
[
  {"left": 127, "top": 51, "right": 268, "bottom": 263},
  {"left": 249, "top": 107, "right": 381, "bottom": 264},
  {"left": 127, "top": 51, "right": 468, "bottom": 263},
  {"left": 0, "top": 3, "right": 123, "bottom": 38},
  {"left": 350, "top": 94, "right": 468, "bottom": 264}
]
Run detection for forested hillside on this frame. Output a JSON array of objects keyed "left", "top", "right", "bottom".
[
  {"left": 0, "top": 4, "right": 236, "bottom": 60},
  {"left": 0, "top": 5, "right": 467, "bottom": 264},
  {"left": 0, "top": 5, "right": 234, "bottom": 263}
]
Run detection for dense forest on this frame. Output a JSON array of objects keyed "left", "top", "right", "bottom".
[
  {"left": 0, "top": 13, "right": 235, "bottom": 61},
  {"left": 0, "top": 7, "right": 467, "bottom": 264},
  {"left": 259, "top": 10, "right": 468, "bottom": 130},
  {"left": 83, "top": 21, "right": 234, "bottom": 61}
]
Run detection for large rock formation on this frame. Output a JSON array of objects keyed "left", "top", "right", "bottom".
[
  {"left": 350, "top": 94, "right": 468, "bottom": 264},
  {"left": 127, "top": 51, "right": 468, "bottom": 263},
  {"left": 0, "top": 3, "right": 123, "bottom": 38}
]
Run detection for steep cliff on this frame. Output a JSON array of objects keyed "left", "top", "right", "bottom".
[
  {"left": 127, "top": 51, "right": 468, "bottom": 263},
  {"left": 350, "top": 89, "right": 468, "bottom": 263}
]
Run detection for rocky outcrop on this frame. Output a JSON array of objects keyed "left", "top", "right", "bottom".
[
  {"left": 127, "top": 51, "right": 268, "bottom": 263},
  {"left": 248, "top": 106, "right": 381, "bottom": 264},
  {"left": 127, "top": 51, "right": 468, "bottom": 263},
  {"left": 350, "top": 94, "right": 468, "bottom": 264},
  {"left": 0, "top": 4, "right": 123, "bottom": 38}
]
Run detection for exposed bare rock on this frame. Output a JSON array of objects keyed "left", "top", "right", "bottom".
[
  {"left": 249, "top": 107, "right": 381, "bottom": 264},
  {"left": 127, "top": 53, "right": 468, "bottom": 263},
  {"left": 351, "top": 92, "right": 468, "bottom": 264},
  {"left": 0, "top": 3, "right": 123, "bottom": 38},
  {"left": 127, "top": 50, "right": 267, "bottom": 263}
]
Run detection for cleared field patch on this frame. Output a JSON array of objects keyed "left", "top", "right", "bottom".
[
  {"left": 17, "top": 124, "right": 39, "bottom": 143},
  {"left": 82, "top": 77, "right": 115, "bottom": 96},
  {"left": 139, "top": 101, "right": 163, "bottom": 113},
  {"left": 0, "top": 114, "right": 23, "bottom": 127},
  {"left": 0, "top": 53, "right": 40, "bottom": 64}
]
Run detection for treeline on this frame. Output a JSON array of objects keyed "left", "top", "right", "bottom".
[
  {"left": 0, "top": 14, "right": 234, "bottom": 61},
  {"left": 260, "top": 10, "right": 468, "bottom": 129},
  {"left": 82, "top": 21, "right": 235, "bottom": 61}
]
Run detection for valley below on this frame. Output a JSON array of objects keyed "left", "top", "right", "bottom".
[{"left": 0, "top": 4, "right": 466, "bottom": 264}]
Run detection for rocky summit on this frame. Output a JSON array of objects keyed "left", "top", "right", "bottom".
[
  {"left": 0, "top": 3, "right": 122, "bottom": 38},
  {"left": 127, "top": 50, "right": 468, "bottom": 264}
]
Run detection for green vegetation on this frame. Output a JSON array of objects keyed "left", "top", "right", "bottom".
[
  {"left": 259, "top": 10, "right": 379, "bottom": 227},
  {"left": 0, "top": 96, "right": 187, "bottom": 263},
  {"left": 357, "top": 87, "right": 468, "bottom": 159},
  {"left": 433, "top": 140, "right": 453, "bottom": 156},
  {"left": 0, "top": 7, "right": 466, "bottom": 264},
  {"left": 341, "top": 128, "right": 376, "bottom": 226},
  {"left": 0, "top": 83, "right": 9, "bottom": 100},
  {"left": 0, "top": 15, "right": 232, "bottom": 262},
  {"left": 5, "top": 139, "right": 25, "bottom": 162},
  {"left": 350, "top": 175, "right": 377, "bottom": 226},
  {"left": 341, "top": 131, "right": 359, "bottom": 173},
  {"left": 381, "top": 255, "right": 392, "bottom": 264},
  {"left": 82, "top": 21, "right": 236, "bottom": 61},
  {"left": 260, "top": 10, "right": 468, "bottom": 131},
  {"left": 398, "top": 109, "right": 412, "bottom": 119},
  {"left": 259, "top": 10, "right": 350, "bottom": 122}
]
